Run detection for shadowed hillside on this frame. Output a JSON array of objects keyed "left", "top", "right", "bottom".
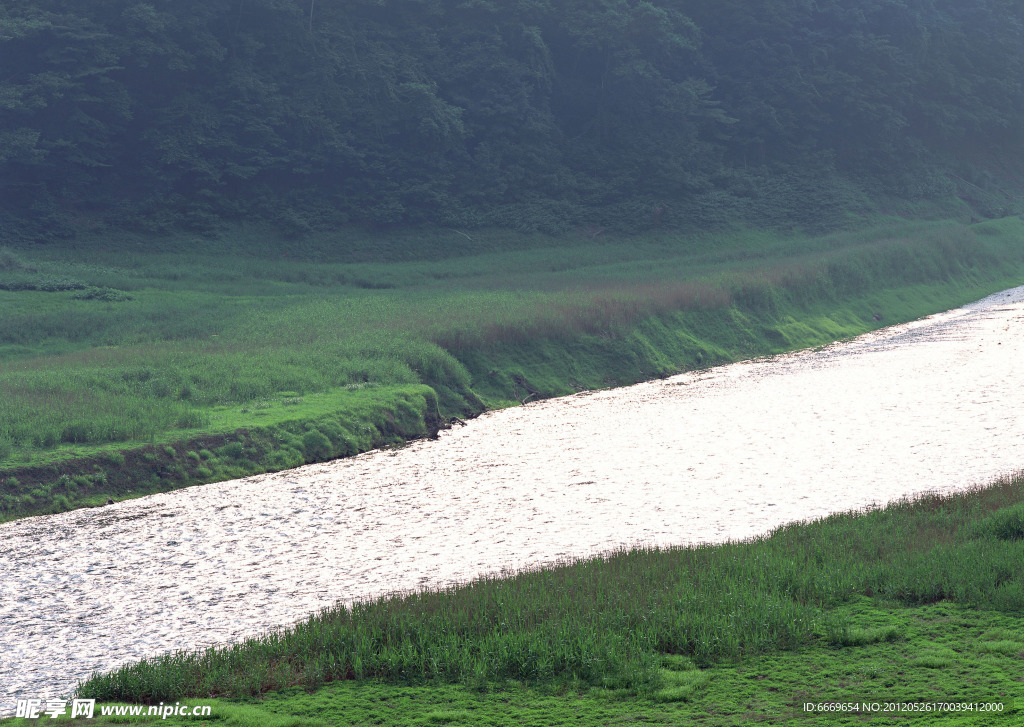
[{"left": 1, "top": 0, "right": 1022, "bottom": 242}]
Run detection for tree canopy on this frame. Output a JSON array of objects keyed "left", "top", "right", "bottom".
[{"left": 1, "top": 0, "right": 1021, "bottom": 240}]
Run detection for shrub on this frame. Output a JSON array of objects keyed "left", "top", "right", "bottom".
[
  {"left": 0, "top": 247, "right": 29, "bottom": 271},
  {"left": 34, "top": 430, "right": 58, "bottom": 448},
  {"left": 989, "top": 505, "right": 1024, "bottom": 541},
  {"left": 102, "top": 451, "right": 126, "bottom": 466},
  {"left": 301, "top": 429, "right": 332, "bottom": 459},
  {"left": 219, "top": 441, "right": 245, "bottom": 459},
  {"left": 175, "top": 410, "right": 207, "bottom": 429},
  {"left": 61, "top": 423, "right": 91, "bottom": 444},
  {"left": 72, "top": 287, "right": 133, "bottom": 302},
  {"left": 971, "top": 503, "right": 1024, "bottom": 541},
  {"left": 316, "top": 421, "right": 342, "bottom": 442},
  {"left": 0, "top": 272, "right": 84, "bottom": 291},
  {"left": 269, "top": 448, "right": 304, "bottom": 469},
  {"left": 150, "top": 380, "right": 172, "bottom": 398}
]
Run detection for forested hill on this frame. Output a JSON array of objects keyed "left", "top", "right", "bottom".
[{"left": 2, "top": 0, "right": 1022, "bottom": 241}]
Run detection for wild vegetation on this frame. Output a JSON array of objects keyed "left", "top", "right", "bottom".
[
  {"left": 3, "top": 0, "right": 1024, "bottom": 520},
  {"left": 3, "top": 1, "right": 1023, "bottom": 724},
  {"left": 8, "top": 598, "right": 1024, "bottom": 726},
  {"left": 1, "top": 0, "right": 1022, "bottom": 241},
  {"left": 71, "top": 471, "right": 1024, "bottom": 721},
  {"left": 3, "top": 217, "right": 1023, "bottom": 520}
]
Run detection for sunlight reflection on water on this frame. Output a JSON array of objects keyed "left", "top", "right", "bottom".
[{"left": 2, "top": 285, "right": 1024, "bottom": 709}]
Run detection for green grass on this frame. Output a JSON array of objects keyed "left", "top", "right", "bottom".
[
  {"left": 0, "top": 385, "right": 440, "bottom": 522},
  {"left": 2, "top": 216, "right": 1024, "bottom": 520},
  {"left": 7, "top": 607, "right": 1021, "bottom": 726}
]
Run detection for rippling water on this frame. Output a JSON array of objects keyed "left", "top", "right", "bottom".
[{"left": 3, "top": 286, "right": 1024, "bottom": 710}]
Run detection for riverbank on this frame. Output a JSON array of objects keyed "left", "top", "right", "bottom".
[
  {"left": 59, "top": 471, "right": 1024, "bottom": 726},
  {"left": 7, "top": 597, "right": 1022, "bottom": 725},
  {"left": 2, "top": 216, "right": 1024, "bottom": 521}
]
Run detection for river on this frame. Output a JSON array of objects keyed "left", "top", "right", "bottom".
[{"left": 2, "top": 285, "right": 1023, "bottom": 711}]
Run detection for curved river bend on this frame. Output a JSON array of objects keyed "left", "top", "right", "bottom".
[{"left": 3, "top": 286, "right": 1024, "bottom": 709}]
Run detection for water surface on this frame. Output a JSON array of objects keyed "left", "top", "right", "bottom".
[{"left": 3, "top": 286, "right": 1023, "bottom": 709}]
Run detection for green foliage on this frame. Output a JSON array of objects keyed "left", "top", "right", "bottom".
[
  {"left": 219, "top": 441, "right": 245, "bottom": 460},
  {"left": 0, "top": 217, "right": 1021, "bottom": 526},
  {"left": 826, "top": 624, "right": 903, "bottom": 648},
  {"left": 0, "top": 247, "right": 31, "bottom": 271},
  {"left": 101, "top": 450, "right": 125, "bottom": 466},
  {"left": 60, "top": 422, "right": 90, "bottom": 444},
  {"left": 971, "top": 503, "right": 1024, "bottom": 541},
  {"left": 72, "top": 287, "right": 133, "bottom": 302},
  {"left": 1, "top": 217, "right": 1021, "bottom": 477},
  {"left": 300, "top": 429, "right": 332, "bottom": 460},
  {"left": 0, "top": 275, "right": 87, "bottom": 292},
  {"left": 1, "top": 0, "right": 1021, "bottom": 237}
]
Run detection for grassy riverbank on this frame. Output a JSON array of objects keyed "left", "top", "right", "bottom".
[
  {"left": 2, "top": 216, "right": 1024, "bottom": 521},
  {"left": 9, "top": 597, "right": 1024, "bottom": 727},
  {"left": 54, "top": 471, "right": 1024, "bottom": 725}
]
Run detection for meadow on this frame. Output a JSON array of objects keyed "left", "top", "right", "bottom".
[{"left": 2, "top": 216, "right": 1024, "bottom": 521}]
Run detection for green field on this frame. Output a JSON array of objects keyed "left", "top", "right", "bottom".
[{"left": 2, "top": 216, "right": 1024, "bottom": 521}]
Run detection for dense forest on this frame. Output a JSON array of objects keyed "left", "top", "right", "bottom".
[{"left": 1, "top": 0, "right": 1022, "bottom": 241}]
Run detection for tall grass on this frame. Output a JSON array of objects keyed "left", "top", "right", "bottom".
[
  {"left": 78, "top": 471, "right": 1024, "bottom": 702},
  {"left": 2, "top": 217, "right": 1021, "bottom": 462}
]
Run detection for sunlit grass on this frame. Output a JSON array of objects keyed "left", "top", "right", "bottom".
[{"left": 1, "top": 217, "right": 1021, "bottom": 466}]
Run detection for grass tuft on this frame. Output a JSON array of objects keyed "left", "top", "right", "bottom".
[
  {"left": 828, "top": 625, "right": 904, "bottom": 647},
  {"left": 976, "top": 640, "right": 1024, "bottom": 656}
]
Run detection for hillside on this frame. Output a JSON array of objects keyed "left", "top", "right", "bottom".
[{"left": 2, "top": 0, "right": 1022, "bottom": 242}]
